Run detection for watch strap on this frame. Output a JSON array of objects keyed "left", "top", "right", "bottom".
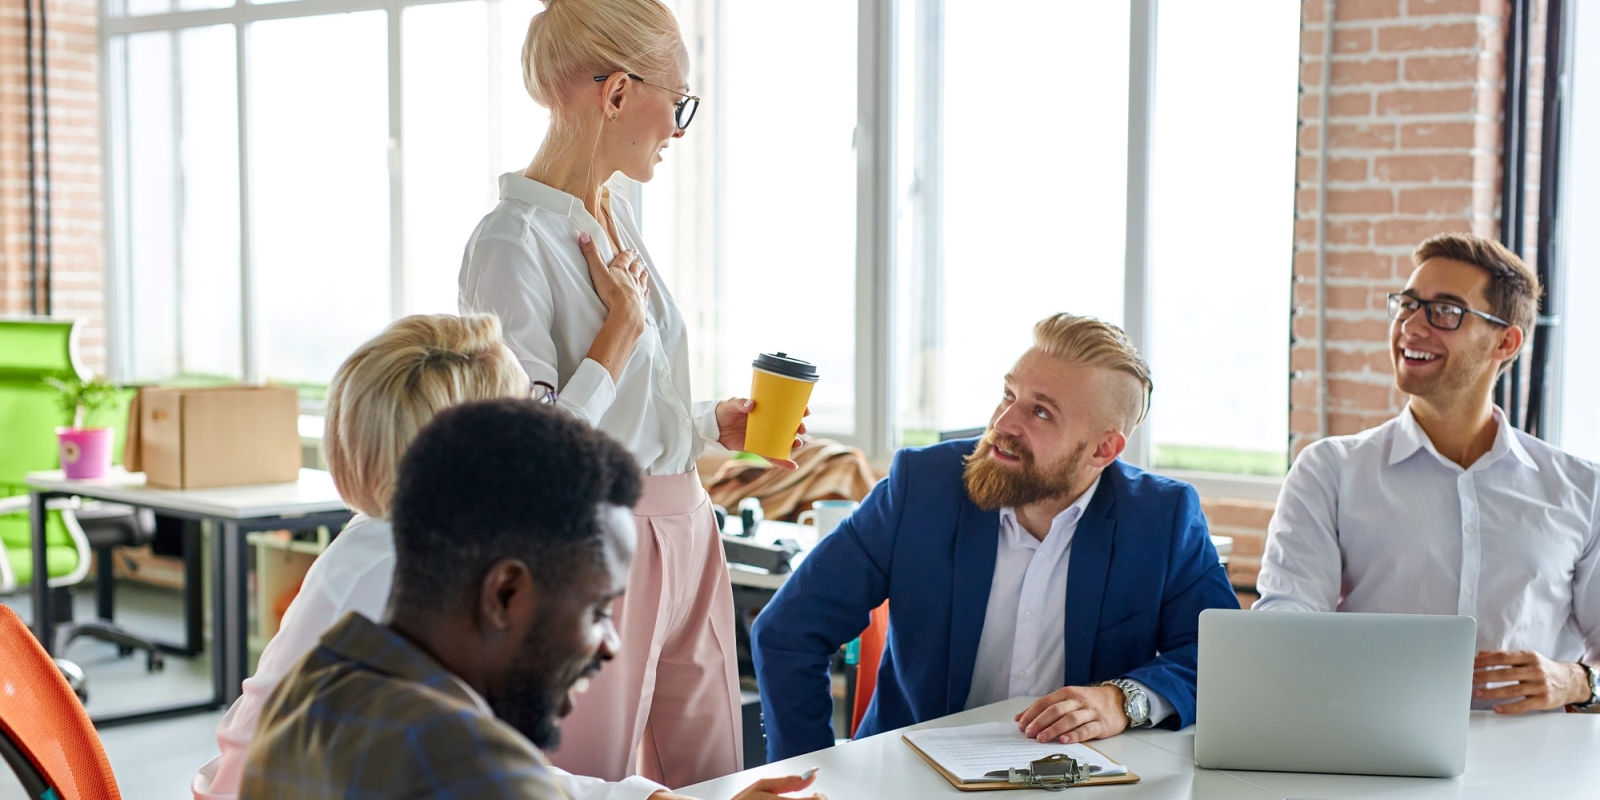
[
  {"left": 1572, "top": 662, "right": 1600, "bottom": 711},
  {"left": 1101, "top": 678, "right": 1152, "bottom": 728}
]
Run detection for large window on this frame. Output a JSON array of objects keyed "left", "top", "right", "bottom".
[
  {"left": 106, "top": 0, "right": 1298, "bottom": 481},
  {"left": 106, "top": 0, "right": 540, "bottom": 395},
  {"left": 1557, "top": 1, "right": 1600, "bottom": 461},
  {"left": 1146, "top": 0, "right": 1298, "bottom": 475},
  {"left": 893, "top": 1, "right": 1131, "bottom": 447},
  {"left": 888, "top": 0, "right": 1295, "bottom": 474}
]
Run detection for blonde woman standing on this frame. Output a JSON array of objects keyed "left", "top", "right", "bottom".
[{"left": 459, "top": 0, "right": 801, "bottom": 787}]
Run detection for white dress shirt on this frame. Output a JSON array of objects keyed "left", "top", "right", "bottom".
[
  {"left": 459, "top": 172, "right": 720, "bottom": 475},
  {"left": 1256, "top": 405, "right": 1600, "bottom": 672},
  {"left": 965, "top": 477, "right": 1173, "bottom": 726},
  {"left": 194, "top": 514, "right": 664, "bottom": 800}
]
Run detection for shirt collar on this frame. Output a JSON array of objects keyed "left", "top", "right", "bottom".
[
  {"left": 498, "top": 172, "right": 620, "bottom": 253},
  {"left": 318, "top": 612, "right": 485, "bottom": 712},
  {"left": 1389, "top": 403, "right": 1538, "bottom": 472},
  {"left": 446, "top": 672, "right": 495, "bottom": 718},
  {"left": 998, "top": 474, "right": 1102, "bottom": 544}
]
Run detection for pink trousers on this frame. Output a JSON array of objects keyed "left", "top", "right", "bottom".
[{"left": 549, "top": 471, "right": 743, "bottom": 787}]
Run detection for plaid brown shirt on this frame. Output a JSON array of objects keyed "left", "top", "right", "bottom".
[{"left": 241, "top": 612, "right": 571, "bottom": 799}]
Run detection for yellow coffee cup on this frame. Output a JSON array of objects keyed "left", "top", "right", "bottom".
[{"left": 745, "top": 352, "right": 819, "bottom": 462}]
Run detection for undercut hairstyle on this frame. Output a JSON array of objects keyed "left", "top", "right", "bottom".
[
  {"left": 324, "top": 313, "right": 528, "bottom": 518},
  {"left": 1412, "top": 232, "right": 1543, "bottom": 339},
  {"left": 1031, "top": 313, "right": 1154, "bottom": 432},
  {"left": 389, "top": 399, "right": 642, "bottom": 618}
]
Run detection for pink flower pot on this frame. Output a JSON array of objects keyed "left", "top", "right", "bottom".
[{"left": 57, "top": 427, "right": 114, "bottom": 480}]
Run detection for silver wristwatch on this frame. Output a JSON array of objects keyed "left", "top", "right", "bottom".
[
  {"left": 1101, "top": 678, "right": 1152, "bottom": 728},
  {"left": 1574, "top": 662, "right": 1600, "bottom": 711}
]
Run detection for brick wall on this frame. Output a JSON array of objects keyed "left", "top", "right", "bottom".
[
  {"left": 0, "top": 0, "right": 105, "bottom": 372},
  {"left": 1214, "top": 0, "right": 1513, "bottom": 594}
]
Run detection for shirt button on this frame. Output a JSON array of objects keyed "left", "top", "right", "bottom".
[
  {"left": 1018, "top": 669, "right": 1030, "bottom": 679},
  {"left": 682, "top": 419, "right": 692, "bottom": 429},
  {"left": 1024, "top": 611, "right": 1034, "bottom": 621}
]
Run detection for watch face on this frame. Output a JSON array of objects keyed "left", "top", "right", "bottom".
[{"left": 1130, "top": 692, "right": 1150, "bottom": 722}]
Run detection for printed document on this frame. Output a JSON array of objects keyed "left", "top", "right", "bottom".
[{"left": 904, "top": 722, "right": 1129, "bottom": 783}]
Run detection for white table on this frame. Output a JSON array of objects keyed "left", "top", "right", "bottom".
[
  {"left": 681, "top": 697, "right": 1600, "bottom": 799},
  {"left": 25, "top": 468, "right": 351, "bottom": 726}
]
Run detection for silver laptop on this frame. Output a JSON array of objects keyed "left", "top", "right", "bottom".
[{"left": 1194, "top": 609, "right": 1475, "bottom": 778}]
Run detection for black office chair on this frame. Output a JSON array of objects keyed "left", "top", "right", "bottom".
[{"left": 51, "top": 503, "right": 165, "bottom": 673}]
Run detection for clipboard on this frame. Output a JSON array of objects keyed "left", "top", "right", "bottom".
[{"left": 902, "top": 735, "right": 1141, "bottom": 791}]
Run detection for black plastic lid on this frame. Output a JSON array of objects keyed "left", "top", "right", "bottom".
[{"left": 752, "top": 352, "right": 819, "bottom": 382}]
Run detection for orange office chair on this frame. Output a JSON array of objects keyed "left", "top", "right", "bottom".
[
  {"left": 0, "top": 605, "right": 121, "bottom": 799},
  {"left": 849, "top": 601, "right": 890, "bottom": 737}
]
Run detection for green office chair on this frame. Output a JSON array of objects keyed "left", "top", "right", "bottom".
[{"left": 0, "top": 318, "right": 159, "bottom": 676}]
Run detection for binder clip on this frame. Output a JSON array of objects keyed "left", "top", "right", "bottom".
[{"left": 985, "top": 753, "right": 1101, "bottom": 791}]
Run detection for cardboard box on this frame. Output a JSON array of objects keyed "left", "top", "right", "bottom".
[{"left": 127, "top": 385, "right": 301, "bottom": 489}]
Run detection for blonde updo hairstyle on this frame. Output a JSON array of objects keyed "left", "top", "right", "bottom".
[
  {"left": 522, "top": 0, "right": 685, "bottom": 134},
  {"left": 324, "top": 314, "right": 528, "bottom": 519}
]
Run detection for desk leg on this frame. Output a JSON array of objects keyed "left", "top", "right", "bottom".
[
  {"left": 183, "top": 520, "right": 204, "bottom": 656},
  {"left": 215, "top": 519, "right": 249, "bottom": 706},
  {"left": 28, "top": 492, "right": 54, "bottom": 655}
]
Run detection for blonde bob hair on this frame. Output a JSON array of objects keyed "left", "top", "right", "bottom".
[
  {"left": 1032, "top": 313, "right": 1154, "bottom": 433},
  {"left": 324, "top": 314, "right": 527, "bottom": 518},
  {"left": 522, "top": 0, "right": 684, "bottom": 120}
]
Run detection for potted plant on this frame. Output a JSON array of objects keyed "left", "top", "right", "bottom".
[{"left": 44, "top": 375, "right": 120, "bottom": 479}]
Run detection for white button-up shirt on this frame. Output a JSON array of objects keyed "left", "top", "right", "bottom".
[
  {"left": 460, "top": 173, "right": 719, "bottom": 475},
  {"left": 965, "top": 477, "right": 1173, "bottom": 726},
  {"left": 1256, "top": 405, "right": 1600, "bottom": 669}
]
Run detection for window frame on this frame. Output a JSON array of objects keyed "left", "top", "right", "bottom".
[
  {"left": 101, "top": 0, "right": 1286, "bottom": 497},
  {"left": 101, "top": 0, "right": 516, "bottom": 404}
]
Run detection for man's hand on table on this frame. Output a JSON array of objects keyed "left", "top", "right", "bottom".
[
  {"left": 1014, "top": 685, "right": 1129, "bottom": 745},
  {"left": 1474, "top": 650, "right": 1590, "bottom": 714},
  {"left": 650, "top": 769, "right": 824, "bottom": 800}
]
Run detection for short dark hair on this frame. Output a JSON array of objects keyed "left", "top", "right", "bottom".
[
  {"left": 389, "top": 399, "right": 642, "bottom": 616},
  {"left": 1412, "top": 233, "right": 1542, "bottom": 337}
]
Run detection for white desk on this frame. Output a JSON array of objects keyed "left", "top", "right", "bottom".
[
  {"left": 24, "top": 468, "right": 351, "bottom": 726},
  {"left": 682, "top": 697, "right": 1600, "bottom": 799}
]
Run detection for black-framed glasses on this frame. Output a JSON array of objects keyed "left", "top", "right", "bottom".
[
  {"left": 1386, "top": 293, "right": 1510, "bottom": 331},
  {"left": 593, "top": 72, "right": 700, "bottom": 131},
  {"left": 531, "top": 380, "right": 558, "bottom": 405}
]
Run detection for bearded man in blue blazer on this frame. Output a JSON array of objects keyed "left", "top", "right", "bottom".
[{"left": 753, "top": 313, "right": 1239, "bottom": 761}]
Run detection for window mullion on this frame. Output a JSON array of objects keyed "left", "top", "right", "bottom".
[
  {"left": 387, "top": 3, "right": 405, "bottom": 319},
  {"left": 1121, "top": 0, "right": 1157, "bottom": 469},
  {"left": 236, "top": 20, "right": 259, "bottom": 383},
  {"left": 855, "top": 0, "right": 895, "bottom": 465}
]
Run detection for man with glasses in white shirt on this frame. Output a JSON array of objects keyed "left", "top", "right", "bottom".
[{"left": 1256, "top": 232, "right": 1600, "bottom": 715}]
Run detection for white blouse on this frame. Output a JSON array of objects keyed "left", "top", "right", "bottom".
[
  {"left": 193, "top": 514, "right": 665, "bottom": 800},
  {"left": 459, "top": 172, "right": 720, "bottom": 476}
]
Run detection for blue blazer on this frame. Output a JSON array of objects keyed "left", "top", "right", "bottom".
[{"left": 752, "top": 439, "right": 1239, "bottom": 760}]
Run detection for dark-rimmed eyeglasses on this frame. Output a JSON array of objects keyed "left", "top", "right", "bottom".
[
  {"left": 1386, "top": 293, "right": 1510, "bottom": 331},
  {"left": 593, "top": 72, "right": 700, "bottom": 131},
  {"left": 531, "top": 380, "right": 558, "bottom": 405}
]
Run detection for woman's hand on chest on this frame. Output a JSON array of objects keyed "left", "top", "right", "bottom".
[{"left": 579, "top": 231, "right": 651, "bottom": 326}]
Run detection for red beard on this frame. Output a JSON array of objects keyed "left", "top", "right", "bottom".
[{"left": 962, "top": 431, "right": 1087, "bottom": 511}]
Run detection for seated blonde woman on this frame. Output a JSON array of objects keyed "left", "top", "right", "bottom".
[{"left": 193, "top": 314, "right": 531, "bottom": 799}]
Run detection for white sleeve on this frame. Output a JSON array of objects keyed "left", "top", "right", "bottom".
[
  {"left": 693, "top": 399, "right": 723, "bottom": 450},
  {"left": 546, "top": 768, "right": 666, "bottom": 800},
  {"left": 208, "top": 551, "right": 395, "bottom": 795},
  {"left": 460, "top": 235, "right": 617, "bottom": 426},
  {"left": 1573, "top": 479, "right": 1600, "bottom": 662},
  {"left": 1253, "top": 441, "right": 1345, "bottom": 613}
]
